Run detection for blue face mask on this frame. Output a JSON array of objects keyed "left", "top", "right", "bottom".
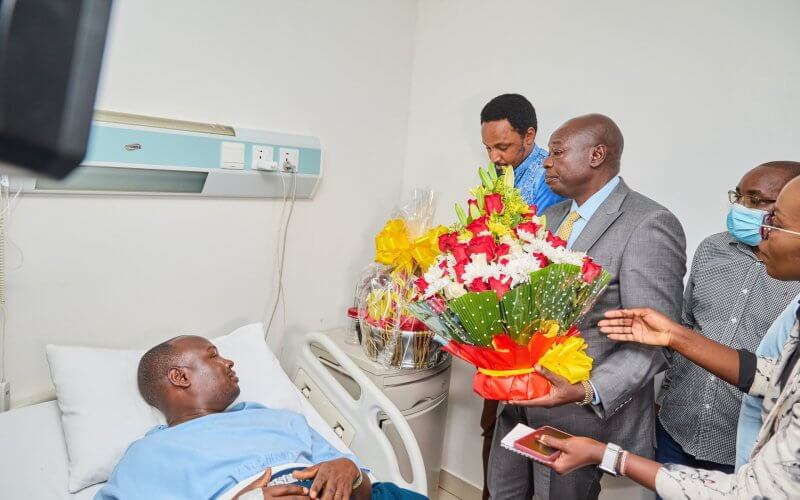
[{"left": 726, "top": 203, "right": 767, "bottom": 246}]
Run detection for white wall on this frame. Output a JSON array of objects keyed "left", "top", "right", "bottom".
[
  {"left": 5, "top": 0, "right": 418, "bottom": 406},
  {"left": 402, "top": 0, "right": 800, "bottom": 491}
]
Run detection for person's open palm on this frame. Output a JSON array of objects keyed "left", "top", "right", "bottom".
[{"left": 597, "top": 308, "right": 678, "bottom": 346}]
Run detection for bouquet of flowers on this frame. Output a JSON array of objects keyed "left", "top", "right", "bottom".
[
  {"left": 354, "top": 190, "right": 450, "bottom": 369},
  {"left": 407, "top": 166, "right": 611, "bottom": 400}
]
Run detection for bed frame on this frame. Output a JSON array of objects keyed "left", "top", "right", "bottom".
[{"left": 283, "top": 332, "right": 428, "bottom": 495}]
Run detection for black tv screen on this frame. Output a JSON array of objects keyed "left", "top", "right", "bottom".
[{"left": 0, "top": 0, "right": 112, "bottom": 178}]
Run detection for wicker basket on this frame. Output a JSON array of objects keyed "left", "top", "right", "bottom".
[{"left": 361, "top": 323, "right": 446, "bottom": 369}]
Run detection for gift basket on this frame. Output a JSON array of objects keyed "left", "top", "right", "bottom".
[
  {"left": 407, "top": 166, "right": 612, "bottom": 400},
  {"left": 354, "top": 190, "right": 450, "bottom": 369}
]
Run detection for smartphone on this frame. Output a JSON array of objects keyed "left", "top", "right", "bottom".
[{"left": 514, "top": 426, "right": 573, "bottom": 463}]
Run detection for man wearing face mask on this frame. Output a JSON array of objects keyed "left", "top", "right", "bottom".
[{"left": 655, "top": 161, "right": 800, "bottom": 474}]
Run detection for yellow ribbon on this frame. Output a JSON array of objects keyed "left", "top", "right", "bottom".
[
  {"left": 477, "top": 366, "right": 536, "bottom": 377},
  {"left": 538, "top": 337, "right": 593, "bottom": 384},
  {"left": 374, "top": 219, "right": 447, "bottom": 274}
]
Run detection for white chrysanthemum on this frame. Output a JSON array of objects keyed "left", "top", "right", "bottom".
[
  {"left": 501, "top": 252, "right": 545, "bottom": 287},
  {"left": 461, "top": 253, "right": 504, "bottom": 284},
  {"left": 443, "top": 282, "right": 467, "bottom": 299},
  {"left": 521, "top": 238, "right": 586, "bottom": 266},
  {"left": 421, "top": 256, "right": 454, "bottom": 298}
]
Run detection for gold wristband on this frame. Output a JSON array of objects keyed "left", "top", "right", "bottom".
[{"left": 576, "top": 380, "right": 594, "bottom": 406}]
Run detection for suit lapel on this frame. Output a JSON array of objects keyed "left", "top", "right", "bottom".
[{"left": 571, "top": 179, "right": 630, "bottom": 253}]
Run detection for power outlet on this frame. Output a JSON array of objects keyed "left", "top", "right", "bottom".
[
  {"left": 0, "top": 381, "right": 10, "bottom": 412},
  {"left": 279, "top": 148, "right": 300, "bottom": 172},
  {"left": 252, "top": 145, "right": 276, "bottom": 171}
]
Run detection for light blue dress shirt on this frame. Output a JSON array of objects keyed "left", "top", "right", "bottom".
[
  {"left": 734, "top": 294, "right": 800, "bottom": 470},
  {"left": 558, "top": 175, "right": 621, "bottom": 404},
  {"left": 513, "top": 144, "right": 565, "bottom": 212},
  {"left": 96, "top": 402, "right": 363, "bottom": 500}
]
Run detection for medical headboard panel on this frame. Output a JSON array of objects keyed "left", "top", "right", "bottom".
[{"left": 11, "top": 111, "right": 322, "bottom": 199}]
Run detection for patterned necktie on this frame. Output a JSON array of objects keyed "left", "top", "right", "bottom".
[{"left": 556, "top": 211, "right": 581, "bottom": 241}]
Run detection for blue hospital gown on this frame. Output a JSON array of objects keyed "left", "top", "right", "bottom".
[{"left": 96, "top": 402, "right": 364, "bottom": 500}]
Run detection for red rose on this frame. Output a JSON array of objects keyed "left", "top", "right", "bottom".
[
  {"left": 533, "top": 252, "right": 549, "bottom": 268},
  {"left": 438, "top": 232, "right": 459, "bottom": 253},
  {"left": 467, "top": 234, "right": 497, "bottom": 261},
  {"left": 454, "top": 260, "right": 468, "bottom": 283},
  {"left": 514, "top": 221, "right": 541, "bottom": 239},
  {"left": 484, "top": 193, "right": 504, "bottom": 215},
  {"left": 438, "top": 259, "right": 449, "bottom": 277},
  {"left": 495, "top": 243, "right": 510, "bottom": 259},
  {"left": 415, "top": 277, "right": 429, "bottom": 294},
  {"left": 468, "top": 198, "right": 479, "bottom": 212},
  {"left": 466, "top": 216, "right": 490, "bottom": 236},
  {"left": 452, "top": 242, "right": 469, "bottom": 263},
  {"left": 467, "top": 278, "right": 488, "bottom": 292},
  {"left": 529, "top": 204, "right": 538, "bottom": 216},
  {"left": 581, "top": 257, "right": 603, "bottom": 283},
  {"left": 488, "top": 275, "right": 511, "bottom": 299},
  {"left": 546, "top": 230, "right": 567, "bottom": 249}
]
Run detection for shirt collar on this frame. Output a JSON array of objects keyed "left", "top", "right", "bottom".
[
  {"left": 725, "top": 232, "right": 760, "bottom": 261},
  {"left": 514, "top": 144, "right": 546, "bottom": 181},
  {"left": 570, "top": 175, "right": 621, "bottom": 221}
]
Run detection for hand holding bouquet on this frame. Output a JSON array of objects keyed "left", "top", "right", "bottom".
[{"left": 408, "top": 166, "right": 611, "bottom": 400}]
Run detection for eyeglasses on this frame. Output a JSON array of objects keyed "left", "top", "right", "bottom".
[
  {"left": 760, "top": 211, "right": 800, "bottom": 240},
  {"left": 728, "top": 190, "right": 776, "bottom": 208}
]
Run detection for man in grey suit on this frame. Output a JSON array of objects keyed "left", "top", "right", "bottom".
[{"left": 487, "top": 114, "right": 687, "bottom": 499}]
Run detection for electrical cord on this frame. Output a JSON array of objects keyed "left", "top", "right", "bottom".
[{"left": 264, "top": 170, "right": 298, "bottom": 341}]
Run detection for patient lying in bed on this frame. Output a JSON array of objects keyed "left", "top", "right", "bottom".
[{"left": 96, "top": 335, "right": 425, "bottom": 500}]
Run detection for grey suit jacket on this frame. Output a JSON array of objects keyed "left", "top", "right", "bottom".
[{"left": 537, "top": 178, "right": 687, "bottom": 454}]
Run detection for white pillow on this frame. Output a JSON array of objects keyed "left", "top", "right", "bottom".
[{"left": 46, "top": 323, "right": 306, "bottom": 493}]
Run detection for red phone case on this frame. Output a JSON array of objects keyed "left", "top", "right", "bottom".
[{"left": 513, "top": 426, "right": 572, "bottom": 463}]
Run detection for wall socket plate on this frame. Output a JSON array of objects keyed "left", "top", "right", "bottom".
[
  {"left": 252, "top": 145, "right": 276, "bottom": 171},
  {"left": 279, "top": 148, "right": 300, "bottom": 172}
]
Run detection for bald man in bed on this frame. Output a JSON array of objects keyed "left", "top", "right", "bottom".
[{"left": 97, "top": 335, "right": 425, "bottom": 500}]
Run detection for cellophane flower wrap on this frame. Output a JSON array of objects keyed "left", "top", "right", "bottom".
[
  {"left": 408, "top": 166, "right": 612, "bottom": 400},
  {"left": 355, "top": 189, "right": 450, "bottom": 369}
]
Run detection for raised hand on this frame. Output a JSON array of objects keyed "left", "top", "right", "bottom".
[{"left": 597, "top": 308, "right": 679, "bottom": 347}]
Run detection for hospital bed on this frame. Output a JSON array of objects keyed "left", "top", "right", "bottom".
[{"left": 0, "top": 329, "right": 427, "bottom": 498}]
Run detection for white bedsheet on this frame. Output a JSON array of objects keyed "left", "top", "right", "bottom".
[{"left": 0, "top": 401, "right": 101, "bottom": 499}]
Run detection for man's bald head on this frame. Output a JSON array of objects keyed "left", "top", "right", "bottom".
[
  {"left": 543, "top": 114, "right": 624, "bottom": 205},
  {"left": 137, "top": 335, "right": 240, "bottom": 423},
  {"left": 559, "top": 114, "right": 624, "bottom": 170},
  {"left": 137, "top": 336, "right": 188, "bottom": 410}
]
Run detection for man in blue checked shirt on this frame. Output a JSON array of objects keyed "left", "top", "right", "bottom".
[{"left": 477, "top": 93, "right": 565, "bottom": 499}]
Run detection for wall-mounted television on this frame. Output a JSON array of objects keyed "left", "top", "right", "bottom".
[{"left": 0, "top": 0, "right": 113, "bottom": 178}]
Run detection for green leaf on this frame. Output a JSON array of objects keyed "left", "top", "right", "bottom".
[
  {"left": 487, "top": 164, "right": 498, "bottom": 181},
  {"left": 455, "top": 204, "right": 468, "bottom": 226},
  {"left": 448, "top": 292, "right": 504, "bottom": 346},
  {"left": 479, "top": 168, "right": 494, "bottom": 189},
  {"left": 499, "top": 284, "right": 534, "bottom": 343}
]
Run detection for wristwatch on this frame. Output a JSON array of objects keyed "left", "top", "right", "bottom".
[{"left": 598, "top": 443, "right": 622, "bottom": 476}]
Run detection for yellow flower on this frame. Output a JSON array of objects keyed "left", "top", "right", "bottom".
[
  {"left": 487, "top": 219, "right": 511, "bottom": 237},
  {"left": 538, "top": 337, "right": 593, "bottom": 384}
]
